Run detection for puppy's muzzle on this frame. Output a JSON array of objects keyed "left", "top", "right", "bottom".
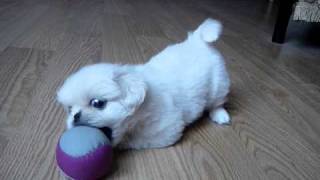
[
  {"left": 71, "top": 111, "right": 113, "bottom": 141},
  {"left": 73, "top": 111, "right": 81, "bottom": 123},
  {"left": 100, "top": 127, "right": 113, "bottom": 141}
]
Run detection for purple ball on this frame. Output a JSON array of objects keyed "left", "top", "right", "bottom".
[{"left": 56, "top": 126, "right": 112, "bottom": 180}]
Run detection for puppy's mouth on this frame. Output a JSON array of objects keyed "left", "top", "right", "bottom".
[
  {"left": 99, "top": 127, "right": 113, "bottom": 142},
  {"left": 73, "top": 121, "right": 113, "bottom": 141}
]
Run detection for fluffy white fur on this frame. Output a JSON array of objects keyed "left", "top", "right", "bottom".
[{"left": 57, "top": 19, "right": 230, "bottom": 149}]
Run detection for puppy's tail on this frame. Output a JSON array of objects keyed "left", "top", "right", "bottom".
[{"left": 192, "top": 18, "right": 222, "bottom": 43}]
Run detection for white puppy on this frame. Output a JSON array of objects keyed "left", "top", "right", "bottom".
[{"left": 57, "top": 19, "right": 230, "bottom": 149}]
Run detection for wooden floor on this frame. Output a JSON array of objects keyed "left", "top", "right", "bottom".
[{"left": 1, "top": 0, "right": 320, "bottom": 179}]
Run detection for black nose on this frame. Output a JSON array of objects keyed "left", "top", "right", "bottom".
[{"left": 73, "top": 112, "right": 81, "bottom": 122}]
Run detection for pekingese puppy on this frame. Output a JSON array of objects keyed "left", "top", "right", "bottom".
[{"left": 57, "top": 19, "right": 230, "bottom": 149}]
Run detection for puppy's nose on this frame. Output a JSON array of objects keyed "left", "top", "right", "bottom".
[{"left": 73, "top": 111, "right": 81, "bottom": 123}]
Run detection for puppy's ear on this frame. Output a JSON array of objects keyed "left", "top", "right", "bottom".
[{"left": 115, "top": 72, "right": 147, "bottom": 115}]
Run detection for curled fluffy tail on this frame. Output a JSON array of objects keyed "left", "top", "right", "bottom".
[{"left": 193, "top": 18, "right": 222, "bottom": 43}]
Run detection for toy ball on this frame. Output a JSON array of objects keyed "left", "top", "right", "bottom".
[{"left": 56, "top": 126, "right": 113, "bottom": 180}]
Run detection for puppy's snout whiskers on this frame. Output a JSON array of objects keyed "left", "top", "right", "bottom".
[{"left": 74, "top": 121, "right": 90, "bottom": 126}]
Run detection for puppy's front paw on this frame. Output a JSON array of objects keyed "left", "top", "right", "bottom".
[{"left": 210, "top": 107, "right": 230, "bottom": 125}]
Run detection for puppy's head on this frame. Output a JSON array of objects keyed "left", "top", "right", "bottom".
[{"left": 57, "top": 63, "right": 147, "bottom": 146}]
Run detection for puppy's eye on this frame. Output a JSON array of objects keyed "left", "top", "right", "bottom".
[{"left": 90, "top": 99, "right": 107, "bottom": 109}]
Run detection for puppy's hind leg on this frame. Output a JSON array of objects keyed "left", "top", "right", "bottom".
[{"left": 209, "top": 107, "right": 230, "bottom": 125}]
